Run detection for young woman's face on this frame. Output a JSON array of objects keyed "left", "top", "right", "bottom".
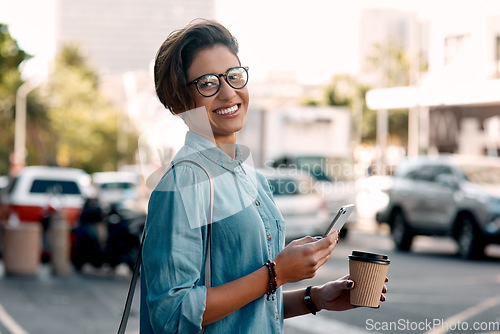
[{"left": 186, "top": 45, "right": 249, "bottom": 141}]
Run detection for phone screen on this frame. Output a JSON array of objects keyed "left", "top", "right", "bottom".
[{"left": 322, "top": 204, "right": 355, "bottom": 238}]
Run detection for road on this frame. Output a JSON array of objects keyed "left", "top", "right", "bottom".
[
  {"left": 284, "top": 223, "right": 500, "bottom": 334},
  {"left": 0, "top": 222, "right": 499, "bottom": 334}
]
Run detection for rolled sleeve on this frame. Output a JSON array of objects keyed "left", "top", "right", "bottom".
[{"left": 142, "top": 165, "right": 210, "bottom": 333}]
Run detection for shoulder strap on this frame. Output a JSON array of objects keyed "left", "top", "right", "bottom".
[{"left": 117, "top": 159, "right": 213, "bottom": 334}]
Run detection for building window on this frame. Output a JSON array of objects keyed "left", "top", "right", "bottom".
[{"left": 444, "top": 34, "right": 469, "bottom": 65}]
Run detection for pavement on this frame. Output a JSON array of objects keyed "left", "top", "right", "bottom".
[
  {"left": 0, "top": 261, "right": 372, "bottom": 334},
  {"left": 0, "top": 216, "right": 380, "bottom": 334}
]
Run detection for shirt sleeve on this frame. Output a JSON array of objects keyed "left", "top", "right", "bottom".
[{"left": 142, "top": 164, "right": 211, "bottom": 333}]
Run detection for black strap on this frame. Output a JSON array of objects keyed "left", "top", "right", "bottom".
[
  {"left": 304, "top": 286, "right": 319, "bottom": 315},
  {"left": 117, "top": 231, "right": 145, "bottom": 334}
]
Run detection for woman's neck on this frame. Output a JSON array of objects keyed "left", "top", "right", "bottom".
[{"left": 214, "top": 134, "right": 237, "bottom": 159}]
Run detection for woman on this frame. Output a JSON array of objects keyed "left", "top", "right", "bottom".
[{"left": 140, "top": 19, "right": 387, "bottom": 333}]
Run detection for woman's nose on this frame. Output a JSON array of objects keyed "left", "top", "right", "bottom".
[{"left": 217, "top": 77, "right": 237, "bottom": 99}]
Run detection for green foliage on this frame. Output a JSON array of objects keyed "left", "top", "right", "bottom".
[
  {"left": 323, "top": 74, "right": 371, "bottom": 143},
  {"left": 301, "top": 98, "right": 319, "bottom": 106},
  {"left": 361, "top": 108, "right": 408, "bottom": 145},
  {"left": 325, "top": 74, "right": 355, "bottom": 107},
  {"left": 44, "top": 44, "right": 134, "bottom": 173},
  {"left": 365, "top": 41, "right": 410, "bottom": 87},
  {"left": 0, "top": 24, "right": 30, "bottom": 88},
  {"left": 320, "top": 40, "right": 422, "bottom": 146},
  {"left": 0, "top": 24, "right": 33, "bottom": 174},
  {"left": 0, "top": 26, "right": 138, "bottom": 175}
]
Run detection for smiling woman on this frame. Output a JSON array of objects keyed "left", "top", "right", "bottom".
[{"left": 139, "top": 19, "right": 387, "bottom": 334}]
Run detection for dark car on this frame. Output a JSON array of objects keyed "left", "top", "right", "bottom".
[{"left": 376, "top": 155, "right": 500, "bottom": 259}]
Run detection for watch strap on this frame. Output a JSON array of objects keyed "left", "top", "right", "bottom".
[{"left": 304, "top": 286, "right": 319, "bottom": 315}]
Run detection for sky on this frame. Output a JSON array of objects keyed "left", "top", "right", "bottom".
[{"left": 0, "top": 0, "right": 458, "bottom": 85}]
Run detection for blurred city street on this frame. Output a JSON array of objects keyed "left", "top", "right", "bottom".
[
  {"left": 2, "top": 0, "right": 500, "bottom": 333},
  {"left": 1, "top": 220, "right": 499, "bottom": 334}
]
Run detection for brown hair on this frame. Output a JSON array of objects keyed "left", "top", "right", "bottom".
[{"left": 154, "top": 19, "right": 240, "bottom": 114}]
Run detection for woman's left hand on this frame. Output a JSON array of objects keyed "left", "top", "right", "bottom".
[{"left": 313, "top": 274, "right": 389, "bottom": 311}]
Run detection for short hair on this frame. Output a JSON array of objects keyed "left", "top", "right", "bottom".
[{"left": 154, "top": 19, "right": 240, "bottom": 114}]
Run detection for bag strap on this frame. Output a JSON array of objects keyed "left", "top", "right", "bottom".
[{"left": 117, "top": 159, "right": 214, "bottom": 334}]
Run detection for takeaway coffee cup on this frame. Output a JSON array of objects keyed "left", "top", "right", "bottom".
[{"left": 348, "top": 250, "right": 390, "bottom": 308}]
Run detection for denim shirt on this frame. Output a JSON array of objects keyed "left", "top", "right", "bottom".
[{"left": 140, "top": 131, "right": 285, "bottom": 333}]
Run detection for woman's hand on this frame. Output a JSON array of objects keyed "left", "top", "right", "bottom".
[
  {"left": 314, "top": 275, "right": 389, "bottom": 312},
  {"left": 273, "top": 231, "right": 339, "bottom": 287}
]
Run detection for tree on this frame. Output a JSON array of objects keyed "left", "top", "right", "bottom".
[
  {"left": 322, "top": 73, "right": 408, "bottom": 147},
  {"left": 0, "top": 24, "right": 50, "bottom": 174},
  {"left": 361, "top": 41, "right": 416, "bottom": 146},
  {"left": 365, "top": 40, "right": 411, "bottom": 88},
  {"left": 44, "top": 45, "right": 138, "bottom": 173},
  {"left": 323, "top": 74, "right": 371, "bottom": 144}
]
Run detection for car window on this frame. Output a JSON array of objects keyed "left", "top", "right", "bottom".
[
  {"left": 428, "top": 165, "right": 454, "bottom": 182},
  {"left": 406, "top": 165, "right": 453, "bottom": 182},
  {"left": 395, "top": 160, "right": 419, "bottom": 178},
  {"left": 30, "top": 179, "right": 82, "bottom": 195},
  {"left": 458, "top": 164, "right": 500, "bottom": 185},
  {"left": 99, "top": 182, "right": 135, "bottom": 190},
  {"left": 268, "top": 177, "right": 313, "bottom": 196}
]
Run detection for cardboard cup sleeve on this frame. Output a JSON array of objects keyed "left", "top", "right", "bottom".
[{"left": 349, "top": 251, "right": 390, "bottom": 308}]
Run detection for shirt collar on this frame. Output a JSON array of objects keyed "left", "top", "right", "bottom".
[{"left": 185, "top": 131, "right": 245, "bottom": 171}]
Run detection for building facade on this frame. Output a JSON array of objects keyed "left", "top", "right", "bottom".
[
  {"left": 55, "top": 0, "right": 216, "bottom": 74},
  {"left": 366, "top": 1, "right": 500, "bottom": 157}
]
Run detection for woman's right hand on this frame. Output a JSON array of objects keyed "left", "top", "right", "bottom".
[{"left": 273, "top": 230, "right": 339, "bottom": 287}]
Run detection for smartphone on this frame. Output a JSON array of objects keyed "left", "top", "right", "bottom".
[{"left": 322, "top": 204, "right": 355, "bottom": 238}]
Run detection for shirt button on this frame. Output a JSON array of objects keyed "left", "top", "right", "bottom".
[
  {"left": 276, "top": 314, "right": 279, "bottom": 320},
  {"left": 254, "top": 200, "right": 260, "bottom": 206},
  {"left": 267, "top": 235, "right": 272, "bottom": 241}
]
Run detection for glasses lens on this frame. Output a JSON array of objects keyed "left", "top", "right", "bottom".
[
  {"left": 226, "top": 67, "right": 248, "bottom": 89},
  {"left": 197, "top": 75, "right": 220, "bottom": 97}
]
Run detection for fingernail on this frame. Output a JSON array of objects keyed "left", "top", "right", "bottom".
[{"left": 347, "top": 280, "right": 353, "bottom": 288}]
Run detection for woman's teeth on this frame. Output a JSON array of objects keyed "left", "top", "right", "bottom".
[{"left": 214, "top": 105, "right": 238, "bottom": 115}]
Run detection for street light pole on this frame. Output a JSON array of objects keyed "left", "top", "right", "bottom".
[{"left": 14, "top": 81, "right": 37, "bottom": 166}]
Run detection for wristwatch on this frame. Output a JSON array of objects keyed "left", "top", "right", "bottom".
[{"left": 304, "top": 286, "right": 319, "bottom": 315}]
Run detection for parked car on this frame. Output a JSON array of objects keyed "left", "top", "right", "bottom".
[
  {"left": 92, "top": 171, "right": 141, "bottom": 204},
  {"left": 259, "top": 168, "right": 329, "bottom": 241},
  {"left": 376, "top": 155, "right": 500, "bottom": 259},
  {"left": 0, "top": 166, "right": 93, "bottom": 226},
  {"left": 271, "top": 155, "right": 357, "bottom": 238}
]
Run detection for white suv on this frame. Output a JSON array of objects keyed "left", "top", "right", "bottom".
[{"left": 0, "top": 166, "right": 93, "bottom": 227}]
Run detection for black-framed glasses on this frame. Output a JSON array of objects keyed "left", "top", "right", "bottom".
[{"left": 187, "top": 66, "right": 249, "bottom": 97}]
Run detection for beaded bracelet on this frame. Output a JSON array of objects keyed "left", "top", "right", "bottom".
[{"left": 263, "top": 260, "right": 277, "bottom": 301}]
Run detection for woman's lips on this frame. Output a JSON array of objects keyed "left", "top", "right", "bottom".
[{"left": 212, "top": 104, "right": 240, "bottom": 117}]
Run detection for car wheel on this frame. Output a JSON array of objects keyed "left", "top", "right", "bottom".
[
  {"left": 391, "top": 210, "right": 413, "bottom": 251},
  {"left": 457, "top": 215, "right": 484, "bottom": 259},
  {"left": 339, "top": 227, "right": 348, "bottom": 239}
]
